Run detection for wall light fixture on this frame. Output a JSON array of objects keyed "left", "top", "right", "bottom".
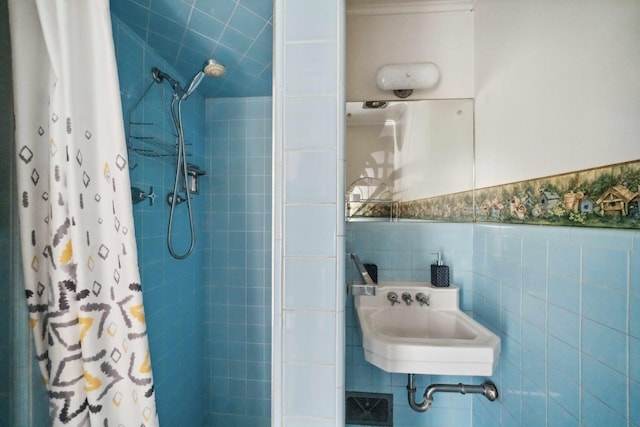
[{"left": 375, "top": 62, "right": 440, "bottom": 98}]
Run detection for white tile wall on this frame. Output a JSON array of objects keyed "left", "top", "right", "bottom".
[
  {"left": 284, "top": 257, "right": 337, "bottom": 311},
  {"left": 284, "top": 364, "right": 337, "bottom": 418},
  {"left": 284, "top": 311, "right": 337, "bottom": 364},
  {"left": 273, "top": 0, "right": 345, "bottom": 425},
  {"left": 284, "top": 205, "right": 337, "bottom": 257},
  {"left": 284, "top": 0, "right": 338, "bottom": 42},
  {"left": 284, "top": 96, "right": 339, "bottom": 150},
  {"left": 284, "top": 42, "right": 338, "bottom": 96},
  {"left": 285, "top": 151, "right": 337, "bottom": 203}
]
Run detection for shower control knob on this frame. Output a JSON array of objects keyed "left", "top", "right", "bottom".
[
  {"left": 147, "top": 186, "right": 156, "bottom": 206},
  {"left": 387, "top": 292, "right": 400, "bottom": 306},
  {"left": 167, "top": 192, "right": 186, "bottom": 206},
  {"left": 416, "top": 292, "right": 430, "bottom": 306},
  {"left": 402, "top": 292, "right": 414, "bottom": 305}
]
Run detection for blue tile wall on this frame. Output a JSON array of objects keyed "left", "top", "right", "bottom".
[
  {"left": 346, "top": 221, "right": 639, "bottom": 426},
  {"left": 345, "top": 222, "right": 475, "bottom": 427},
  {"left": 472, "top": 224, "right": 640, "bottom": 427},
  {"left": 110, "top": 0, "right": 273, "bottom": 98},
  {"left": 0, "top": 0, "right": 13, "bottom": 411},
  {"left": 112, "top": 15, "right": 206, "bottom": 426},
  {"left": 203, "top": 96, "right": 272, "bottom": 427},
  {"left": 1, "top": 0, "right": 50, "bottom": 423}
]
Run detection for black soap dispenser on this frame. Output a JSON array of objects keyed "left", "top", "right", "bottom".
[{"left": 430, "top": 252, "right": 450, "bottom": 287}]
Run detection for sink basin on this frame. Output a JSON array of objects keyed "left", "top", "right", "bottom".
[{"left": 354, "top": 282, "right": 500, "bottom": 376}]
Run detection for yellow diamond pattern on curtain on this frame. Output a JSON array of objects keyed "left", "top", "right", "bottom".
[{"left": 9, "top": 0, "right": 158, "bottom": 425}]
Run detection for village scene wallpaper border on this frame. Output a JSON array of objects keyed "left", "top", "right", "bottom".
[
  {"left": 473, "top": 159, "right": 640, "bottom": 228},
  {"left": 353, "top": 160, "right": 640, "bottom": 229}
]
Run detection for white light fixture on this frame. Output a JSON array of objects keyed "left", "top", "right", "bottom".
[{"left": 375, "top": 62, "right": 440, "bottom": 98}]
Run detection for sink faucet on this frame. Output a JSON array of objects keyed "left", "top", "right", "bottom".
[
  {"left": 416, "top": 292, "right": 430, "bottom": 306},
  {"left": 350, "top": 253, "right": 375, "bottom": 285},
  {"left": 387, "top": 292, "right": 400, "bottom": 306},
  {"left": 402, "top": 292, "right": 413, "bottom": 305}
]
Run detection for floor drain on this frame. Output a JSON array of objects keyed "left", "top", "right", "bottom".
[{"left": 345, "top": 391, "right": 392, "bottom": 426}]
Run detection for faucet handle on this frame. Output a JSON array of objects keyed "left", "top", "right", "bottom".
[
  {"left": 416, "top": 292, "right": 430, "bottom": 307},
  {"left": 147, "top": 186, "right": 156, "bottom": 206},
  {"left": 387, "top": 292, "right": 400, "bottom": 306},
  {"left": 402, "top": 292, "right": 413, "bottom": 305}
]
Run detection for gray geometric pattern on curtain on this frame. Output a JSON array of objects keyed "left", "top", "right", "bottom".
[{"left": 18, "top": 114, "right": 156, "bottom": 425}]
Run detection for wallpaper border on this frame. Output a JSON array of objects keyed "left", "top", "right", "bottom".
[{"left": 359, "top": 160, "right": 640, "bottom": 229}]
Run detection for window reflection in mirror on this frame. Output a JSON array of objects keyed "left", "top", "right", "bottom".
[{"left": 345, "top": 99, "right": 474, "bottom": 220}]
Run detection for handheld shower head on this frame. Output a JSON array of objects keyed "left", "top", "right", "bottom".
[
  {"left": 180, "top": 59, "right": 225, "bottom": 99},
  {"left": 182, "top": 60, "right": 224, "bottom": 99},
  {"left": 183, "top": 71, "right": 205, "bottom": 100},
  {"left": 152, "top": 58, "right": 225, "bottom": 100},
  {"left": 203, "top": 59, "right": 225, "bottom": 77}
]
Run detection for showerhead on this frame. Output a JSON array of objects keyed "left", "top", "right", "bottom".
[
  {"left": 183, "top": 71, "right": 205, "bottom": 99},
  {"left": 152, "top": 58, "right": 225, "bottom": 100},
  {"left": 183, "top": 59, "right": 224, "bottom": 99},
  {"left": 203, "top": 59, "right": 225, "bottom": 78}
]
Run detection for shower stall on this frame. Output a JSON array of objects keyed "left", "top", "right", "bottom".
[
  {"left": 112, "top": 15, "right": 273, "bottom": 426},
  {"left": 1, "top": 1, "right": 272, "bottom": 425}
]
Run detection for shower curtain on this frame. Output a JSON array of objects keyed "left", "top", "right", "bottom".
[{"left": 9, "top": 0, "right": 158, "bottom": 425}]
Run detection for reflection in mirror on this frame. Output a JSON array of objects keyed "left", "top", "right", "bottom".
[{"left": 345, "top": 99, "right": 474, "bottom": 221}]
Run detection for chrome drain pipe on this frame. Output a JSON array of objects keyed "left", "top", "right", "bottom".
[{"left": 407, "top": 374, "right": 499, "bottom": 413}]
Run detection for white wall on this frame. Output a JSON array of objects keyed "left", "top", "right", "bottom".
[
  {"left": 346, "top": 7, "right": 474, "bottom": 101},
  {"left": 474, "top": 0, "right": 640, "bottom": 188},
  {"left": 345, "top": 123, "right": 395, "bottom": 193},
  {"left": 347, "top": 1, "right": 640, "bottom": 189},
  {"left": 394, "top": 99, "right": 474, "bottom": 200}
]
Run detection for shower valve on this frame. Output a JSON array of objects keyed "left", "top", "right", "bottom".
[
  {"left": 147, "top": 186, "right": 156, "bottom": 206},
  {"left": 167, "top": 192, "right": 186, "bottom": 206},
  {"left": 131, "top": 185, "right": 156, "bottom": 206}
]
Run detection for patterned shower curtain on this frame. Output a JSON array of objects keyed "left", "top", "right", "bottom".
[{"left": 9, "top": 0, "right": 158, "bottom": 425}]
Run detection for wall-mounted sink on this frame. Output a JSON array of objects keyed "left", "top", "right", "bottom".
[{"left": 354, "top": 282, "right": 500, "bottom": 376}]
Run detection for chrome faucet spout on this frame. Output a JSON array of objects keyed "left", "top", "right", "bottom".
[{"left": 350, "top": 253, "right": 375, "bottom": 285}]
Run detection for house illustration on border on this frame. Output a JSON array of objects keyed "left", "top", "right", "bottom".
[
  {"left": 595, "top": 185, "right": 638, "bottom": 216},
  {"left": 539, "top": 191, "right": 560, "bottom": 211}
]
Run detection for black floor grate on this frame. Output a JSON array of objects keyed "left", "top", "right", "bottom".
[{"left": 345, "top": 391, "right": 393, "bottom": 426}]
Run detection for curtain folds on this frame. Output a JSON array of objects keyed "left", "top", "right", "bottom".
[{"left": 9, "top": 0, "right": 158, "bottom": 425}]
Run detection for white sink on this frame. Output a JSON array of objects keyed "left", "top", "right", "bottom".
[{"left": 354, "top": 282, "right": 500, "bottom": 376}]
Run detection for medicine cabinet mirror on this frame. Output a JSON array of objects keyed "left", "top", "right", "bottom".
[{"left": 345, "top": 99, "right": 474, "bottom": 221}]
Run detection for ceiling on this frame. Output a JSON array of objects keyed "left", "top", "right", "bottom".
[{"left": 110, "top": 0, "right": 273, "bottom": 98}]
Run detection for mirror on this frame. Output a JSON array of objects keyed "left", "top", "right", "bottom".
[{"left": 345, "top": 99, "right": 474, "bottom": 220}]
